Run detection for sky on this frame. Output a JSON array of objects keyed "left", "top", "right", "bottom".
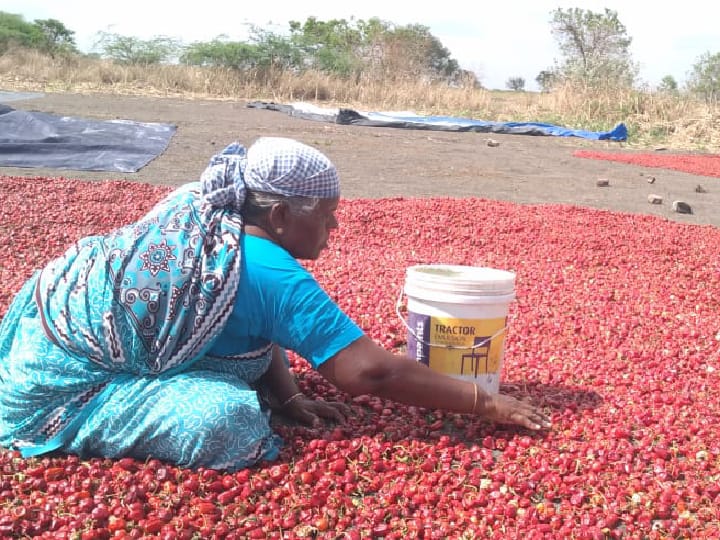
[{"left": 5, "top": 0, "right": 720, "bottom": 91}]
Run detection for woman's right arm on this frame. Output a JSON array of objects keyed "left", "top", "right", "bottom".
[{"left": 317, "top": 336, "right": 551, "bottom": 430}]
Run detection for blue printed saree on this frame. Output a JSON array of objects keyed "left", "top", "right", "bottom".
[{"left": 0, "top": 183, "right": 281, "bottom": 470}]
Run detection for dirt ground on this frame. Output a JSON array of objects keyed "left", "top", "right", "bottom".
[{"left": 3, "top": 92, "right": 718, "bottom": 228}]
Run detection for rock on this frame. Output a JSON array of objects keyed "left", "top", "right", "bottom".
[
  {"left": 646, "top": 176, "right": 656, "bottom": 184},
  {"left": 672, "top": 200, "right": 693, "bottom": 214},
  {"left": 648, "top": 194, "right": 663, "bottom": 205},
  {"left": 695, "top": 184, "right": 708, "bottom": 193},
  {"left": 596, "top": 178, "right": 610, "bottom": 187},
  {"left": 486, "top": 138, "right": 500, "bottom": 147}
]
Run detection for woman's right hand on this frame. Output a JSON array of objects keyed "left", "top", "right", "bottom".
[
  {"left": 479, "top": 392, "right": 552, "bottom": 431},
  {"left": 319, "top": 337, "right": 552, "bottom": 430}
]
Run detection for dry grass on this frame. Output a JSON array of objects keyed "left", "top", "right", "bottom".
[{"left": 2, "top": 48, "right": 718, "bottom": 151}]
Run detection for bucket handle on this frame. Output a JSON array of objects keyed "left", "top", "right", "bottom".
[{"left": 395, "top": 288, "right": 507, "bottom": 351}]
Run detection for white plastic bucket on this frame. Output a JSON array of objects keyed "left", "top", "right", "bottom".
[{"left": 401, "top": 264, "right": 516, "bottom": 394}]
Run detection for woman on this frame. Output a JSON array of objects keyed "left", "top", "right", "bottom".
[{"left": 0, "top": 137, "right": 550, "bottom": 471}]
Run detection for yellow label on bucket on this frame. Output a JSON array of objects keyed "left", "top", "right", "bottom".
[{"left": 425, "top": 316, "right": 506, "bottom": 377}]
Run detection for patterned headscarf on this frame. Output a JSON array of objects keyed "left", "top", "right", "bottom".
[{"left": 200, "top": 137, "right": 340, "bottom": 212}]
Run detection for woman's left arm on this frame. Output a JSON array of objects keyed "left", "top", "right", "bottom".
[
  {"left": 259, "top": 345, "right": 350, "bottom": 426},
  {"left": 259, "top": 346, "right": 301, "bottom": 406}
]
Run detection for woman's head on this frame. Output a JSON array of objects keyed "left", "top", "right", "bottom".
[
  {"left": 244, "top": 137, "right": 339, "bottom": 200},
  {"left": 200, "top": 137, "right": 340, "bottom": 211},
  {"left": 242, "top": 189, "right": 339, "bottom": 260},
  {"left": 200, "top": 137, "right": 341, "bottom": 259}
]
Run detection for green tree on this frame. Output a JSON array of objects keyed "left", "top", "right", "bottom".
[
  {"left": 549, "top": 7, "right": 637, "bottom": 88},
  {"left": 376, "top": 21, "right": 459, "bottom": 80},
  {"left": 393, "top": 23, "right": 459, "bottom": 78},
  {"left": 248, "top": 25, "right": 304, "bottom": 70},
  {"left": 687, "top": 51, "right": 720, "bottom": 103},
  {"left": 351, "top": 18, "right": 460, "bottom": 81},
  {"left": 535, "top": 70, "right": 556, "bottom": 92},
  {"left": 182, "top": 16, "right": 463, "bottom": 82},
  {"left": 180, "top": 37, "right": 262, "bottom": 69},
  {"left": 658, "top": 75, "right": 678, "bottom": 93},
  {"left": 0, "top": 12, "right": 42, "bottom": 52},
  {"left": 32, "top": 18, "right": 77, "bottom": 55},
  {"left": 95, "top": 31, "right": 180, "bottom": 65},
  {"left": 287, "top": 16, "right": 462, "bottom": 81},
  {"left": 288, "top": 17, "right": 363, "bottom": 76},
  {"left": 0, "top": 13, "right": 77, "bottom": 55},
  {"left": 180, "top": 25, "right": 301, "bottom": 71},
  {"left": 506, "top": 76, "right": 525, "bottom": 91}
]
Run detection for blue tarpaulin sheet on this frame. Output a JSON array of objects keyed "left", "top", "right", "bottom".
[
  {"left": 247, "top": 101, "right": 628, "bottom": 141},
  {"left": 0, "top": 104, "right": 177, "bottom": 173}
]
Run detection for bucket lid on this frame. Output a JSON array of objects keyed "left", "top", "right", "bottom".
[{"left": 405, "top": 264, "right": 516, "bottom": 296}]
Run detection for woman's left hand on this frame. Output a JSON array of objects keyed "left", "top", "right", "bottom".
[{"left": 281, "top": 394, "right": 352, "bottom": 426}]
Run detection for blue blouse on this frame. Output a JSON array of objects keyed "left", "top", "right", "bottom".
[{"left": 207, "top": 235, "right": 363, "bottom": 368}]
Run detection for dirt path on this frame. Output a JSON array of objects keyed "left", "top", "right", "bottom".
[{"left": 3, "top": 92, "right": 718, "bottom": 227}]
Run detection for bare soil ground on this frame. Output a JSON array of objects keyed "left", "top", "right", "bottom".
[{"left": 3, "top": 92, "right": 718, "bottom": 228}]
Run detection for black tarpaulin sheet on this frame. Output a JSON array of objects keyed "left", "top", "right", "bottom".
[
  {"left": 247, "top": 101, "right": 628, "bottom": 141},
  {"left": 0, "top": 105, "right": 177, "bottom": 173}
]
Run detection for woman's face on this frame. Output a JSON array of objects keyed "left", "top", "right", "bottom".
[{"left": 281, "top": 198, "right": 340, "bottom": 260}]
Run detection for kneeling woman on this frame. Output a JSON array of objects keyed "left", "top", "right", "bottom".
[{"left": 0, "top": 137, "right": 550, "bottom": 470}]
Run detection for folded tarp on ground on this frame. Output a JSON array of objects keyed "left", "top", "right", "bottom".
[
  {"left": 0, "top": 105, "right": 177, "bottom": 173},
  {"left": 247, "top": 101, "right": 628, "bottom": 141}
]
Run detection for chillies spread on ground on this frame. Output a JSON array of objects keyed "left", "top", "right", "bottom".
[{"left": 1, "top": 175, "right": 719, "bottom": 539}]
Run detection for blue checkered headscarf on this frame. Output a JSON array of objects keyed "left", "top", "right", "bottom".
[{"left": 200, "top": 137, "right": 340, "bottom": 212}]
